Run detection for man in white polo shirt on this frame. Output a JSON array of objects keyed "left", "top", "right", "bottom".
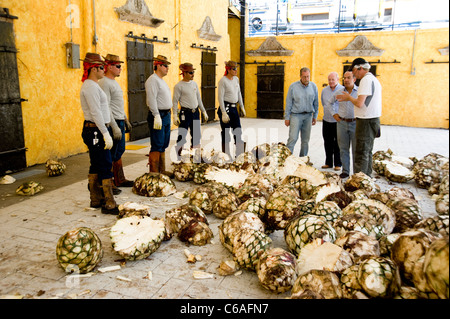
[{"left": 337, "top": 58, "right": 382, "bottom": 176}]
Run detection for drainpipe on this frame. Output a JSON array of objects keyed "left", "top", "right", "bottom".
[
  {"left": 410, "top": 29, "right": 417, "bottom": 75},
  {"left": 240, "top": 0, "right": 246, "bottom": 102},
  {"left": 92, "top": 0, "right": 98, "bottom": 48}
]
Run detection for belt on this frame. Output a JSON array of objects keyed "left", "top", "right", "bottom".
[
  {"left": 292, "top": 111, "right": 312, "bottom": 115},
  {"left": 339, "top": 116, "right": 356, "bottom": 122},
  {"left": 181, "top": 107, "right": 198, "bottom": 113},
  {"left": 225, "top": 101, "right": 237, "bottom": 107},
  {"left": 159, "top": 109, "right": 171, "bottom": 115},
  {"left": 84, "top": 121, "right": 109, "bottom": 128}
]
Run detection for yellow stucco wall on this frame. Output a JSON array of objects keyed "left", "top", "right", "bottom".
[
  {"left": 228, "top": 16, "right": 241, "bottom": 63},
  {"left": 243, "top": 29, "right": 449, "bottom": 129},
  {"left": 2, "top": 0, "right": 231, "bottom": 167}
]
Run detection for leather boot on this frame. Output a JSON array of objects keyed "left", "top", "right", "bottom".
[
  {"left": 88, "top": 174, "right": 104, "bottom": 208},
  {"left": 148, "top": 151, "right": 160, "bottom": 173},
  {"left": 113, "top": 158, "right": 134, "bottom": 187},
  {"left": 101, "top": 178, "right": 119, "bottom": 215},
  {"left": 159, "top": 151, "right": 174, "bottom": 178}
]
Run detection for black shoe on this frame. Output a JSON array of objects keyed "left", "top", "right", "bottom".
[
  {"left": 101, "top": 206, "right": 120, "bottom": 215},
  {"left": 340, "top": 172, "right": 349, "bottom": 179},
  {"left": 112, "top": 185, "right": 122, "bottom": 195}
]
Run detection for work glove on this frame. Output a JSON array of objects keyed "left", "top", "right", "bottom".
[
  {"left": 173, "top": 113, "right": 180, "bottom": 126},
  {"left": 125, "top": 118, "right": 132, "bottom": 132},
  {"left": 111, "top": 124, "right": 122, "bottom": 140},
  {"left": 240, "top": 107, "right": 246, "bottom": 117},
  {"left": 221, "top": 112, "right": 230, "bottom": 124},
  {"left": 202, "top": 110, "right": 209, "bottom": 122},
  {"left": 153, "top": 114, "right": 162, "bottom": 130},
  {"left": 103, "top": 132, "right": 113, "bottom": 150}
]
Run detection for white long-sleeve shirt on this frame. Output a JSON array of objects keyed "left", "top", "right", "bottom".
[
  {"left": 218, "top": 76, "right": 244, "bottom": 113},
  {"left": 98, "top": 77, "right": 126, "bottom": 120},
  {"left": 80, "top": 79, "right": 110, "bottom": 135},
  {"left": 172, "top": 80, "right": 206, "bottom": 118},
  {"left": 145, "top": 73, "right": 172, "bottom": 117}
]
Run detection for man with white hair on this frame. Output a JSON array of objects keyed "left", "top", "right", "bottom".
[
  {"left": 321, "top": 71, "right": 343, "bottom": 171},
  {"left": 336, "top": 58, "right": 382, "bottom": 176}
]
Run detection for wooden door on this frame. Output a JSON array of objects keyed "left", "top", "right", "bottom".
[
  {"left": 201, "top": 51, "right": 217, "bottom": 122},
  {"left": 0, "top": 14, "right": 27, "bottom": 174},
  {"left": 126, "top": 40, "right": 154, "bottom": 141},
  {"left": 256, "top": 64, "right": 285, "bottom": 119}
]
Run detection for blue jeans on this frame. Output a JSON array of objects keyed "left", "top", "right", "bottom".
[
  {"left": 286, "top": 113, "right": 313, "bottom": 157},
  {"left": 337, "top": 120, "right": 356, "bottom": 175},
  {"left": 147, "top": 110, "right": 171, "bottom": 152},
  {"left": 110, "top": 119, "right": 126, "bottom": 162}
]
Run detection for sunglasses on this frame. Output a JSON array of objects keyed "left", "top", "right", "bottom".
[
  {"left": 188, "top": 71, "right": 195, "bottom": 75},
  {"left": 97, "top": 66, "right": 104, "bottom": 70},
  {"left": 114, "top": 64, "right": 121, "bottom": 69},
  {"left": 232, "top": 67, "right": 238, "bottom": 71},
  {"left": 162, "top": 64, "right": 169, "bottom": 68}
]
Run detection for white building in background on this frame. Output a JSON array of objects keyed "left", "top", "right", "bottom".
[{"left": 244, "top": 0, "right": 449, "bottom": 36}]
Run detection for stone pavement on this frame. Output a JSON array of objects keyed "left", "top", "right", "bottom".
[{"left": 0, "top": 118, "right": 448, "bottom": 299}]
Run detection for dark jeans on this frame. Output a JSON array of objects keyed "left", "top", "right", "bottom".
[
  {"left": 217, "top": 104, "right": 243, "bottom": 146},
  {"left": 110, "top": 119, "right": 126, "bottom": 162},
  {"left": 354, "top": 117, "right": 380, "bottom": 176},
  {"left": 176, "top": 107, "right": 201, "bottom": 151},
  {"left": 147, "top": 110, "right": 171, "bottom": 152},
  {"left": 322, "top": 120, "right": 341, "bottom": 167},
  {"left": 81, "top": 122, "right": 113, "bottom": 181}
]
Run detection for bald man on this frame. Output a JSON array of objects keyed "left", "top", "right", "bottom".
[{"left": 320, "top": 72, "right": 343, "bottom": 171}]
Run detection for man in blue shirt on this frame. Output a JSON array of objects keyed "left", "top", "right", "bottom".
[
  {"left": 329, "top": 70, "right": 358, "bottom": 178},
  {"left": 321, "top": 72, "right": 343, "bottom": 171},
  {"left": 284, "top": 67, "right": 319, "bottom": 157}
]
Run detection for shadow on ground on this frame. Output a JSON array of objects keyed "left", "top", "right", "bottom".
[{"left": 0, "top": 152, "right": 146, "bottom": 209}]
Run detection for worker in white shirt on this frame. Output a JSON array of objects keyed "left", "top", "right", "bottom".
[
  {"left": 172, "top": 63, "right": 208, "bottom": 162},
  {"left": 217, "top": 60, "right": 246, "bottom": 159}
]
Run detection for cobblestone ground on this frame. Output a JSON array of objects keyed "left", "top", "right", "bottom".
[{"left": 0, "top": 119, "right": 448, "bottom": 299}]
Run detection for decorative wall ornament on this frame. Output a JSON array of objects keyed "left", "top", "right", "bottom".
[
  {"left": 197, "top": 16, "right": 222, "bottom": 41},
  {"left": 247, "top": 36, "right": 294, "bottom": 56},
  {"left": 114, "top": 0, "right": 164, "bottom": 28},
  {"left": 438, "top": 46, "right": 449, "bottom": 56},
  {"left": 336, "top": 35, "right": 384, "bottom": 57}
]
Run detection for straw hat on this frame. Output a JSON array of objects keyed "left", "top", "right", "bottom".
[
  {"left": 179, "top": 63, "right": 195, "bottom": 72},
  {"left": 225, "top": 60, "right": 238, "bottom": 68},
  {"left": 81, "top": 52, "right": 105, "bottom": 65},
  {"left": 103, "top": 54, "right": 124, "bottom": 63},
  {"left": 153, "top": 55, "right": 171, "bottom": 65}
]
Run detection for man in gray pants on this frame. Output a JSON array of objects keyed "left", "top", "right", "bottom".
[{"left": 337, "top": 58, "right": 382, "bottom": 176}]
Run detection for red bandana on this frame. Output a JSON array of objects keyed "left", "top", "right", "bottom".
[
  {"left": 82, "top": 62, "right": 102, "bottom": 82},
  {"left": 224, "top": 66, "right": 233, "bottom": 76}
]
